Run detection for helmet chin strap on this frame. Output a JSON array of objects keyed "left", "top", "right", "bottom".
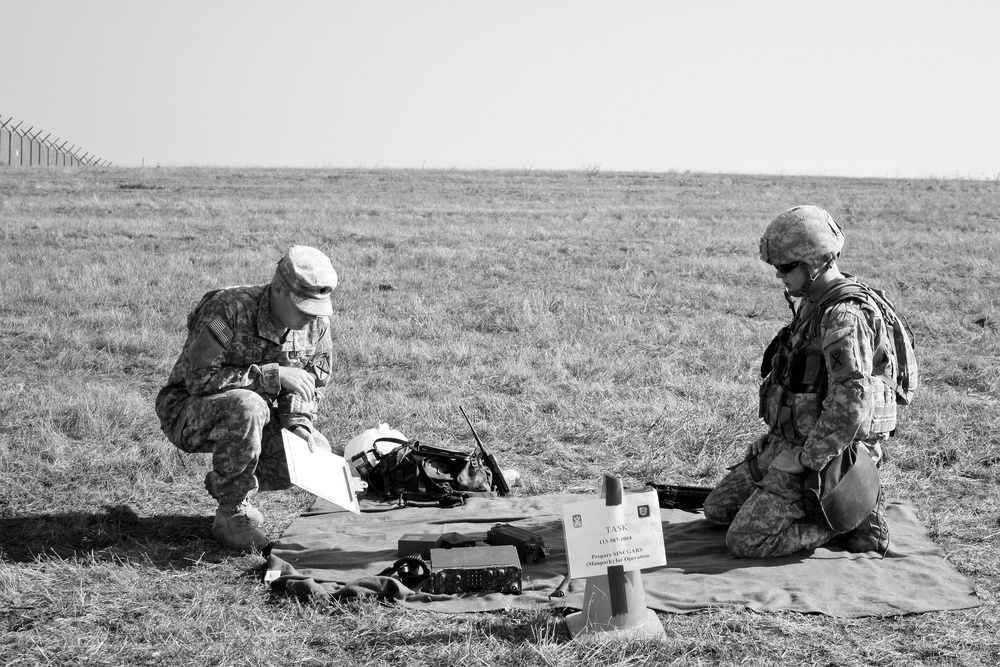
[
  {"left": 800, "top": 256, "right": 836, "bottom": 297},
  {"left": 782, "top": 288, "right": 797, "bottom": 314}
]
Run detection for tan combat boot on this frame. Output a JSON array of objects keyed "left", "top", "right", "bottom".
[
  {"left": 205, "top": 474, "right": 264, "bottom": 528},
  {"left": 845, "top": 488, "right": 890, "bottom": 556},
  {"left": 212, "top": 501, "right": 270, "bottom": 551}
]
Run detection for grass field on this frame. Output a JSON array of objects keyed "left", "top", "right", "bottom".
[{"left": 1, "top": 166, "right": 998, "bottom": 666}]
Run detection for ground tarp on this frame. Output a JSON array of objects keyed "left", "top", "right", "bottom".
[{"left": 265, "top": 494, "right": 980, "bottom": 618}]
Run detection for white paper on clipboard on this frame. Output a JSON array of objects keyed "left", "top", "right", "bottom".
[{"left": 281, "top": 429, "right": 361, "bottom": 514}]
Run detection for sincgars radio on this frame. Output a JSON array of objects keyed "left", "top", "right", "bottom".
[{"left": 429, "top": 545, "right": 522, "bottom": 595}]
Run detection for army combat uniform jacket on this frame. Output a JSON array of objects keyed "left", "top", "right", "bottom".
[{"left": 155, "top": 284, "right": 333, "bottom": 438}]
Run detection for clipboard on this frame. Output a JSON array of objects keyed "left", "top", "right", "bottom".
[{"left": 281, "top": 429, "right": 361, "bottom": 514}]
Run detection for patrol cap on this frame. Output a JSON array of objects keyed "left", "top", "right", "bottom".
[
  {"left": 273, "top": 245, "right": 338, "bottom": 316},
  {"left": 759, "top": 205, "right": 845, "bottom": 267}
]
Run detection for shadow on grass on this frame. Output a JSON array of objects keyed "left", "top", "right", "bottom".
[{"left": 0, "top": 504, "right": 237, "bottom": 568}]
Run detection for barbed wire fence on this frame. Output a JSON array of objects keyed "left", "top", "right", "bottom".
[{"left": 1, "top": 114, "right": 111, "bottom": 167}]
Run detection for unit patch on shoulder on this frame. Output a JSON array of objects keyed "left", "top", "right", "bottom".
[
  {"left": 823, "top": 325, "right": 860, "bottom": 376},
  {"left": 313, "top": 354, "right": 332, "bottom": 377}
]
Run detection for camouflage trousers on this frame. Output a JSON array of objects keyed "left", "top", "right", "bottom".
[
  {"left": 162, "top": 389, "right": 331, "bottom": 505},
  {"left": 704, "top": 436, "right": 837, "bottom": 558}
]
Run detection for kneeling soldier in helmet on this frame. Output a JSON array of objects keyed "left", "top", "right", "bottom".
[
  {"left": 704, "top": 206, "right": 894, "bottom": 558},
  {"left": 155, "top": 245, "right": 337, "bottom": 550}
]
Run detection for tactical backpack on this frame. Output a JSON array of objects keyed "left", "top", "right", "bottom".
[
  {"left": 811, "top": 278, "right": 919, "bottom": 406},
  {"left": 354, "top": 437, "right": 495, "bottom": 507}
]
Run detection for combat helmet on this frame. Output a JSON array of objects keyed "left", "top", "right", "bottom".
[{"left": 759, "top": 205, "right": 845, "bottom": 267}]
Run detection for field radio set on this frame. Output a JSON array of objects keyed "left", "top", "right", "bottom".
[
  {"left": 396, "top": 522, "right": 550, "bottom": 595},
  {"left": 428, "top": 545, "right": 522, "bottom": 595}
]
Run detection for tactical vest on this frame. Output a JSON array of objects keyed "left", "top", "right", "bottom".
[{"left": 759, "top": 287, "right": 896, "bottom": 443}]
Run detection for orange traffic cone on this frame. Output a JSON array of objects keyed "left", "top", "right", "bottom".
[{"left": 564, "top": 475, "right": 667, "bottom": 642}]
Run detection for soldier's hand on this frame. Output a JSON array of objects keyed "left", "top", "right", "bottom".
[
  {"left": 747, "top": 433, "right": 769, "bottom": 458},
  {"left": 278, "top": 367, "right": 316, "bottom": 400},
  {"left": 861, "top": 441, "right": 884, "bottom": 466},
  {"left": 768, "top": 449, "right": 806, "bottom": 475},
  {"left": 292, "top": 425, "right": 317, "bottom": 453}
]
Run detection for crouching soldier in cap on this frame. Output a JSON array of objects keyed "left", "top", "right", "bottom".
[
  {"left": 703, "top": 206, "right": 896, "bottom": 558},
  {"left": 155, "top": 245, "right": 338, "bottom": 550}
]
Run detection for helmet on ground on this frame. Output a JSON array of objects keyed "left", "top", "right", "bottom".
[
  {"left": 759, "top": 205, "right": 845, "bottom": 267},
  {"left": 344, "top": 423, "right": 407, "bottom": 478}
]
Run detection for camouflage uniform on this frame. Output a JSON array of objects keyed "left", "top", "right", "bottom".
[
  {"left": 705, "top": 278, "right": 894, "bottom": 558},
  {"left": 155, "top": 284, "right": 333, "bottom": 506}
]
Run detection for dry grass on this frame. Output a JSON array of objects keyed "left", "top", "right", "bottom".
[{"left": 1, "top": 166, "right": 998, "bottom": 665}]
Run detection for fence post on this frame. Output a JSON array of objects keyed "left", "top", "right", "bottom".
[
  {"left": 41, "top": 133, "right": 51, "bottom": 166},
  {"left": 0, "top": 117, "right": 9, "bottom": 166}
]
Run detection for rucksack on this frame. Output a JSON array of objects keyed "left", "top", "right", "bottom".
[
  {"left": 356, "top": 437, "right": 495, "bottom": 507},
  {"left": 811, "top": 277, "right": 918, "bottom": 406}
]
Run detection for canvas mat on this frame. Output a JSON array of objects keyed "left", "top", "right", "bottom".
[{"left": 266, "top": 494, "right": 981, "bottom": 618}]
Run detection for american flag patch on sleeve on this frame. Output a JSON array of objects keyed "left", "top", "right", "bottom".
[{"left": 207, "top": 317, "right": 233, "bottom": 345}]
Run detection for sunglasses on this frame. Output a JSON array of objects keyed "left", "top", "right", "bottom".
[{"left": 774, "top": 261, "right": 803, "bottom": 274}]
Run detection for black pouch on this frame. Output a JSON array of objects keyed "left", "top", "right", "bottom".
[
  {"left": 646, "top": 482, "right": 714, "bottom": 511},
  {"left": 803, "top": 443, "right": 880, "bottom": 532}
]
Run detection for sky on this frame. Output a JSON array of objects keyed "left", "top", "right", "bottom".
[{"left": 2, "top": 1, "right": 999, "bottom": 178}]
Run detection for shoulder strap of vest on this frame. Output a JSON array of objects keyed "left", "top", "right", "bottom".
[
  {"left": 813, "top": 278, "right": 870, "bottom": 313},
  {"left": 812, "top": 277, "right": 902, "bottom": 392},
  {"left": 805, "top": 278, "right": 870, "bottom": 338}
]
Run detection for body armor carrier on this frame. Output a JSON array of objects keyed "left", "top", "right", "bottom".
[{"left": 759, "top": 288, "right": 897, "bottom": 443}]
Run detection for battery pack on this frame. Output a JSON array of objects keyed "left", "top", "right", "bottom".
[
  {"left": 398, "top": 532, "right": 476, "bottom": 559},
  {"left": 485, "top": 523, "right": 550, "bottom": 564}
]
